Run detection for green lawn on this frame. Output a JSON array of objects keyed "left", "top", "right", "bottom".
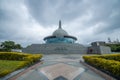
[
  {"left": 0, "top": 60, "right": 27, "bottom": 77},
  {"left": 0, "top": 52, "right": 43, "bottom": 78}
]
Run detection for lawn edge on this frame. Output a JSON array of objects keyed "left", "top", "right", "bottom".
[
  {"left": 80, "top": 60, "right": 116, "bottom": 80},
  {"left": 8, "top": 61, "right": 43, "bottom": 80}
]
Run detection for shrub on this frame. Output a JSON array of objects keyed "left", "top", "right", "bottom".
[
  {"left": 0, "top": 52, "right": 26, "bottom": 60},
  {"left": 0, "top": 52, "right": 43, "bottom": 77},
  {"left": 83, "top": 55, "right": 120, "bottom": 77},
  {"left": 0, "top": 52, "right": 43, "bottom": 62},
  {"left": 99, "top": 54, "right": 120, "bottom": 61}
]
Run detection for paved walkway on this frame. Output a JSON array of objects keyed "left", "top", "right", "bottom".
[{"left": 10, "top": 54, "right": 105, "bottom": 80}]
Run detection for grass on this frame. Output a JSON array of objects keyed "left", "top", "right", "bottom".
[
  {"left": 0, "top": 60, "right": 28, "bottom": 77},
  {"left": 0, "top": 52, "right": 43, "bottom": 78}
]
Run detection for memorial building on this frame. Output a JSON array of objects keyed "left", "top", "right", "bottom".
[
  {"left": 22, "top": 21, "right": 111, "bottom": 54},
  {"left": 22, "top": 21, "right": 87, "bottom": 54}
]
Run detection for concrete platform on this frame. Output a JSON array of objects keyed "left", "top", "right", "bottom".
[
  {"left": 40, "top": 63, "right": 85, "bottom": 80},
  {"left": 9, "top": 54, "right": 106, "bottom": 80}
]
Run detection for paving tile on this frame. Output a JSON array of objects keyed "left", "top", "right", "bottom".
[
  {"left": 13, "top": 54, "right": 105, "bottom": 80},
  {"left": 40, "top": 63, "right": 85, "bottom": 80},
  {"left": 17, "top": 70, "right": 48, "bottom": 80}
]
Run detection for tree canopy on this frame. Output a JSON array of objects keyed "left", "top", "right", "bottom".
[
  {"left": 0, "top": 41, "right": 22, "bottom": 51},
  {"left": 106, "top": 44, "right": 120, "bottom": 52}
]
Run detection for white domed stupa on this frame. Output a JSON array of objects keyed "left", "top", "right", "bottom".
[
  {"left": 44, "top": 20, "right": 77, "bottom": 43},
  {"left": 22, "top": 20, "right": 87, "bottom": 54},
  {"left": 22, "top": 20, "right": 111, "bottom": 54},
  {"left": 52, "top": 21, "right": 68, "bottom": 37}
]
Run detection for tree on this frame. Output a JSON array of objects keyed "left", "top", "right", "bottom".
[
  {"left": 0, "top": 41, "right": 22, "bottom": 51},
  {"left": 15, "top": 44, "right": 22, "bottom": 49},
  {"left": 106, "top": 43, "right": 120, "bottom": 52}
]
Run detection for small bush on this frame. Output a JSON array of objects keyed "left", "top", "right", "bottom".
[
  {"left": 99, "top": 54, "right": 120, "bottom": 61},
  {"left": 0, "top": 52, "right": 26, "bottom": 60},
  {"left": 0, "top": 52, "right": 43, "bottom": 62},
  {"left": 83, "top": 55, "right": 120, "bottom": 77},
  {"left": 0, "top": 52, "right": 43, "bottom": 78}
]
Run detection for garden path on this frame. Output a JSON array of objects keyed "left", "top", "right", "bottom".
[{"left": 10, "top": 54, "right": 105, "bottom": 80}]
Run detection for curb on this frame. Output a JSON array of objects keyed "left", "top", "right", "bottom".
[
  {"left": 9, "top": 61, "right": 43, "bottom": 80},
  {"left": 80, "top": 61, "right": 116, "bottom": 80}
]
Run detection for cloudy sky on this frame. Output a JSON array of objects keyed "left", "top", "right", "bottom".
[{"left": 0, "top": 0, "right": 120, "bottom": 47}]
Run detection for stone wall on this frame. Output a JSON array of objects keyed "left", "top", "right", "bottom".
[
  {"left": 99, "top": 46, "right": 111, "bottom": 54},
  {"left": 88, "top": 46, "right": 111, "bottom": 54},
  {"left": 87, "top": 41, "right": 111, "bottom": 54},
  {"left": 22, "top": 43, "right": 87, "bottom": 54}
]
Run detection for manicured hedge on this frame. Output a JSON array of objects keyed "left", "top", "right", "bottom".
[
  {"left": 83, "top": 54, "right": 120, "bottom": 77},
  {"left": 98, "top": 54, "right": 120, "bottom": 61},
  {"left": 86, "top": 54, "right": 120, "bottom": 61},
  {"left": 24, "top": 54, "right": 43, "bottom": 64},
  {"left": 0, "top": 52, "right": 43, "bottom": 63},
  {"left": 0, "top": 52, "right": 26, "bottom": 60},
  {"left": 0, "top": 52, "right": 43, "bottom": 78}
]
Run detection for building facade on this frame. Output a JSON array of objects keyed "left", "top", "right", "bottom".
[
  {"left": 87, "top": 41, "right": 111, "bottom": 54},
  {"left": 22, "top": 21, "right": 87, "bottom": 54},
  {"left": 22, "top": 21, "right": 111, "bottom": 54}
]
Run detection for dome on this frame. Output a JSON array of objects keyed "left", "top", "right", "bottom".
[
  {"left": 53, "top": 28, "right": 68, "bottom": 37},
  {"left": 52, "top": 20, "right": 68, "bottom": 37},
  {"left": 43, "top": 20, "right": 77, "bottom": 43}
]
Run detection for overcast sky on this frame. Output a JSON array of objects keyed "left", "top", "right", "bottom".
[{"left": 0, "top": 0, "right": 120, "bottom": 47}]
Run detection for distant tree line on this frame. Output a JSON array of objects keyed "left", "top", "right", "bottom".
[
  {"left": 0, "top": 41, "right": 22, "bottom": 52},
  {"left": 106, "top": 44, "right": 120, "bottom": 52}
]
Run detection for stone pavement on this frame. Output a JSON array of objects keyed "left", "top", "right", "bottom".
[{"left": 9, "top": 54, "right": 105, "bottom": 80}]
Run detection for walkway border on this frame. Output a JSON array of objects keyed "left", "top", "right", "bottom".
[
  {"left": 80, "top": 61, "right": 116, "bottom": 80},
  {"left": 9, "top": 61, "right": 43, "bottom": 80}
]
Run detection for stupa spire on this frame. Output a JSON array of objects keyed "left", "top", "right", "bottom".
[{"left": 59, "top": 20, "right": 62, "bottom": 29}]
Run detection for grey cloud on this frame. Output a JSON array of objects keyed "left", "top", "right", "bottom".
[
  {"left": 25, "top": 0, "right": 120, "bottom": 33},
  {"left": 79, "top": 0, "right": 120, "bottom": 34},
  {"left": 0, "top": 0, "right": 120, "bottom": 47},
  {"left": 25, "top": 0, "right": 86, "bottom": 25},
  {"left": 0, "top": 0, "right": 27, "bottom": 41}
]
